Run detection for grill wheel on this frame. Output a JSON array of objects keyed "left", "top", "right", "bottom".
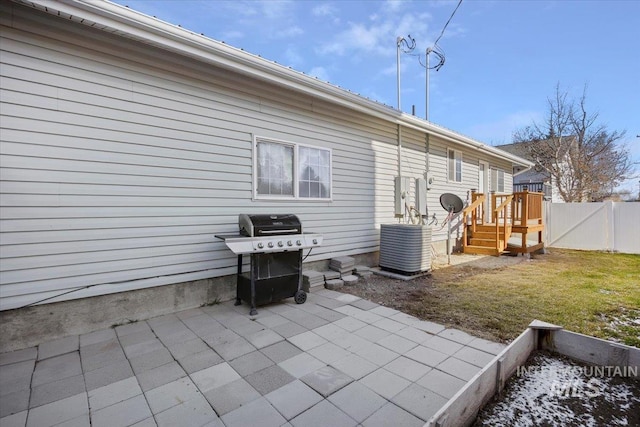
[{"left": 294, "top": 290, "right": 307, "bottom": 304}]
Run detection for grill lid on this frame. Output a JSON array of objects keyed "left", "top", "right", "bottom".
[{"left": 239, "top": 214, "right": 302, "bottom": 236}]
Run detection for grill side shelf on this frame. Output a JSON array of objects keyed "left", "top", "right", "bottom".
[{"left": 215, "top": 234, "right": 323, "bottom": 255}]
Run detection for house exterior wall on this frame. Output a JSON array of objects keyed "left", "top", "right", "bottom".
[
  {"left": 423, "top": 135, "right": 513, "bottom": 250},
  {"left": 0, "top": 3, "right": 388, "bottom": 310},
  {"left": 0, "top": 2, "right": 520, "bottom": 313}
]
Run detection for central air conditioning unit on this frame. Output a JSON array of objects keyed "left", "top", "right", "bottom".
[{"left": 379, "top": 224, "right": 432, "bottom": 275}]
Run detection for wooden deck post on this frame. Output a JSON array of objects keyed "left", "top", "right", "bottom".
[
  {"left": 522, "top": 190, "right": 529, "bottom": 225},
  {"left": 490, "top": 191, "right": 496, "bottom": 223}
]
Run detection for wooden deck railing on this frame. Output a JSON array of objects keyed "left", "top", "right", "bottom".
[
  {"left": 463, "top": 190, "right": 544, "bottom": 255},
  {"left": 511, "top": 190, "right": 544, "bottom": 226},
  {"left": 462, "top": 193, "right": 486, "bottom": 251},
  {"left": 493, "top": 195, "right": 513, "bottom": 251}
]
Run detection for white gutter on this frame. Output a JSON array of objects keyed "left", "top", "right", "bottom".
[
  {"left": 400, "top": 114, "right": 534, "bottom": 168},
  {"left": 513, "top": 164, "right": 534, "bottom": 177},
  {"left": 17, "top": 0, "right": 532, "bottom": 169}
]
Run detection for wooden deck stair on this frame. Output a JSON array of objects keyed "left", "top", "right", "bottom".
[
  {"left": 465, "top": 224, "right": 506, "bottom": 256},
  {"left": 461, "top": 190, "right": 545, "bottom": 257}
]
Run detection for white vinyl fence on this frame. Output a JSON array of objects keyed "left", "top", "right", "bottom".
[{"left": 544, "top": 201, "right": 640, "bottom": 254}]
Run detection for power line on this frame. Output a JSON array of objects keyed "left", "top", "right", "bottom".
[
  {"left": 423, "top": 0, "right": 463, "bottom": 119},
  {"left": 397, "top": 0, "right": 464, "bottom": 118},
  {"left": 433, "top": 0, "right": 463, "bottom": 48},
  {"left": 422, "top": 0, "right": 463, "bottom": 71}
]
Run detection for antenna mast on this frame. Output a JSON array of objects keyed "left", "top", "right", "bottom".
[{"left": 396, "top": 35, "right": 416, "bottom": 112}]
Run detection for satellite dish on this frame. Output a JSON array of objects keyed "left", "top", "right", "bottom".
[
  {"left": 440, "top": 193, "right": 464, "bottom": 214},
  {"left": 439, "top": 193, "right": 464, "bottom": 266}
]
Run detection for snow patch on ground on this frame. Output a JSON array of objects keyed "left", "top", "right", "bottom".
[
  {"left": 599, "top": 307, "right": 640, "bottom": 343},
  {"left": 475, "top": 352, "right": 640, "bottom": 427}
]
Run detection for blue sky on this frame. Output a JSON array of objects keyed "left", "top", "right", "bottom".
[{"left": 113, "top": 0, "right": 639, "bottom": 193}]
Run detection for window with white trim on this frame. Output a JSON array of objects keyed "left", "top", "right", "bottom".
[
  {"left": 255, "top": 138, "right": 331, "bottom": 200},
  {"left": 448, "top": 148, "right": 462, "bottom": 183},
  {"left": 491, "top": 168, "right": 505, "bottom": 193}
]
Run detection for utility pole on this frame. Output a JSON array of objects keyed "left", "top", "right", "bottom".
[
  {"left": 425, "top": 47, "right": 431, "bottom": 120},
  {"left": 396, "top": 35, "right": 416, "bottom": 112},
  {"left": 396, "top": 37, "right": 402, "bottom": 111}
]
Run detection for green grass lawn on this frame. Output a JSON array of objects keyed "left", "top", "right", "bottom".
[{"left": 412, "top": 249, "right": 640, "bottom": 347}]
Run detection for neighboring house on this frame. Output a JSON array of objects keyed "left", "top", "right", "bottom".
[
  {"left": 497, "top": 141, "right": 565, "bottom": 202},
  {"left": 0, "top": 0, "right": 532, "bottom": 328}
]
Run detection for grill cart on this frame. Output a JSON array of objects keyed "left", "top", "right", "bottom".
[{"left": 216, "top": 214, "right": 322, "bottom": 315}]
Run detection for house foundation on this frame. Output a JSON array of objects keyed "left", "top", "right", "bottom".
[{"left": 0, "top": 253, "right": 378, "bottom": 352}]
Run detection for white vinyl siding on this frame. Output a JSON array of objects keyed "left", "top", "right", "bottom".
[
  {"left": 0, "top": 2, "right": 394, "bottom": 310},
  {"left": 448, "top": 148, "right": 462, "bottom": 183},
  {"left": 0, "top": 1, "right": 521, "bottom": 310},
  {"left": 424, "top": 138, "right": 514, "bottom": 243},
  {"left": 254, "top": 138, "right": 331, "bottom": 200}
]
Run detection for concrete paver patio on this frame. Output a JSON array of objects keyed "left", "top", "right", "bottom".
[{"left": 0, "top": 288, "right": 505, "bottom": 427}]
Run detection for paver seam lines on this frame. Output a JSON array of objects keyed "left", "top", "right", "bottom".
[
  {"left": 22, "top": 350, "right": 36, "bottom": 425},
  {"left": 103, "top": 320, "right": 173, "bottom": 426}
]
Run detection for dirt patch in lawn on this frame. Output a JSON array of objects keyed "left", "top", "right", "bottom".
[
  {"left": 339, "top": 254, "right": 531, "bottom": 342},
  {"left": 339, "top": 249, "right": 640, "bottom": 346}
]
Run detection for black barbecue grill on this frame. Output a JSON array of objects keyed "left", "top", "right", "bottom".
[{"left": 216, "top": 214, "right": 322, "bottom": 315}]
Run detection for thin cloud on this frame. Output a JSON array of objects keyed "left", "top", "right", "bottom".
[
  {"left": 434, "top": 22, "right": 466, "bottom": 41},
  {"left": 260, "top": 0, "right": 295, "bottom": 20},
  {"left": 217, "top": 1, "right": 259, "bottom": 17},
  {"left": 309, "top": 66, "right": 330, "bottom": 82},
  {"left": 312, "top": 3, "right": 337, "bottom": 17},
  {"left": 379, "top": 60, "right": 413, "bottom": 77},
  {"left": 220, "top": 30, "right": 244, "bottom": 41},
  {"left": 380, "top": 62, "right": 397, "bottom": 76},
  {"left": 275, "top": 26, "right": 304, "bottom": 39},
  {"left": 284, "top": 46, "right": 304, "bottom": 67},
  {"left": 362, "top": 88, "right": 392, "bottom": 106},
  {"left": 317, "top": 20, "right": 395, "bottom": 56},
  {"left": 317, "top": 10, "right": 431, "bottom": 58},
  {"left": 464, "top": 111, "right": 543, "bottom": 145},
  {"left": 397, "top": 13, "right": 431, "bottom": 48},
  {"left": 215, "top": 0, "right": 300, "bottom": 41},
  {"left": 383, "top": 0, "right": 407, "bottom": 13},
  {"left": 312, "top": 2, "right": 341, "bottom": 24}
]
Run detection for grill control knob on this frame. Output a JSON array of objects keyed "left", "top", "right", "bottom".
[
  {"left": 287, "top": 240, "right": 293, "bottom": 246},
  {"left": 257, "top": 242, "right": 264, "bottom": 249},
  {"left": 268, "top": 242, "right": 274, "bottom": 248},
  {"left": 313, "top": 239, "right": 318, "bottom": 244},
  {"left": 277, "top": 241, "right": 284, "bottom": 247},
  {"left": 296, "top": 240, "right": 302, "bottom": 246}
]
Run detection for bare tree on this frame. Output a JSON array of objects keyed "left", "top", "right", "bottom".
[{"left": 514, "top": 84, "right": 633, "bottom": 202}]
